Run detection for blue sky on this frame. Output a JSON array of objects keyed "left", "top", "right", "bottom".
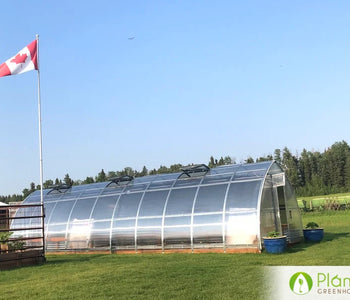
[{"left": 1, "top": 1, "right": 350, "bottom": 195}]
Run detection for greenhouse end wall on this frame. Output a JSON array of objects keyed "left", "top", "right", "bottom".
[{"left": 12, "top": 161, "right": 303, "bottom": 253}]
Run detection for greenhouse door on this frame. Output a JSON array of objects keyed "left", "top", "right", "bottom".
[
  {"left": 271, "top": 173, "right": 287, "bottom": 235},
  {"left": 276, "top": 186, "right": 288, "bottom": 236}
]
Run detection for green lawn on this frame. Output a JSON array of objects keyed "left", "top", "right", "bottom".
[{"left": 0, "top": 211, "right": 349, "bottom": 300}]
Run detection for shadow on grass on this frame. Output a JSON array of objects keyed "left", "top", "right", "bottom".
[{"left": 287, "top": 232, "right": 350, "bottom": 253}]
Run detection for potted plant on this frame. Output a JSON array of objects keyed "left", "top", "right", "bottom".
[
  {"left": 303, "top": 222, "right": 324, "bottom": 242},
  {"left": 263, "top": 231, "right": 287, "bottom": 253}
]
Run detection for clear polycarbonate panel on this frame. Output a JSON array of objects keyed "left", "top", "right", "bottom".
[
  {"left": 67, "top": 219, "right": 92, "bottom": 249},
  {"left": 194, "top": 184, "right": 227, "bottom": 213},
  {"left": 225, "top": 180, "right": 262, "bottom": 211},
  {"left": 225, "top": 212, "right": 258, "bottom": 246},
  {"left": 259, "top": 179, "right": 280, "bottom": 238},
  {"left": 138, "top": 190, "right": 169, "bottom": 217},
  {"left": 148, "top": 180, "right": 174, "bottom": 190},
  {"left": 90, "top": 195, "right": 119, "bottom": 220},
  {"left": 111, "top": 218, "right": 136, "bottom": 248},
  {"left": 260, "top": 179, "right": 274, "bottom": 210},
  {"left": 11, "top": 206, "right": 35, "bottom": 229},
  {"left": 67, "top": 198, "right": 95, "bottom": 250},
  {"left": 114, "top": 193, "right": 143, "bottom": 218},
  {"left": 45, "top": 192, "right": 64, "bottom": 202},
  {"left": 124, "top": 183, "right": 148, "bottom": 193},
  {"left": 137, "top": 227, "right": 162, "bottom": 248},
  {"left": 132, "top": 174, "right": 159, "bottom": 184},
  {"left": 164, "top": 216, "right": 191, "bottom": 226},
  {"left": 80, "top": 188, "right": 103, "bottom": 198},
  {"left": 268, "top": 162, "right": 284, "bottom": 175},
  {"left": 113, "top": 219, "right": 136, "bottom": 228},
  {"left": 28, "top": 205, "right": 42, "bottom": 227},
  {"left": 286, "top": 209, "right": 303, "bottom": 243},
  {"left": 49, "top": 200, "right": 75, "bottom": 224},
  {"left": 210, "top": 164, "right": 240, "bottom": 175},
  {"left": 234, "top": 169, "right": 266, "bottom": 181},
  {"left": 165, "top": 188, "right": 196, "bottom": 216},
  {"left": 43, "top": 202, "right": 56, "bottom": 224},
  {"left": 23, "top": 190, "right": 49, "bottom": 203},
  {"left": 46, "top": 224, "right": 66, "bottom": 250},
  {"left": 284, "top": 180, "right": 303, "bottom": 243},
  {"left": 260, "top": 209, "right": 277, "bottom": 238},
  {"left": 61, "top": 190, "right": 82, "bottom": 200},
  {"left": 238, "top": 161, "right": 272, "bottom": 172},
  {"left": 174, "top": 177, "right": 202, "bottom": 187},
  {"left": 193, "top": 225, "right": 223, "bottom": 246},
  {"left": 193, "top": 214, "right": 222, "bottom": 225},
  {"left": 202, "top": 174, "right": 232, "bottom": 185},
  {"left": 163, "top": 226, "right": 191, "bottom": 248},
  {"left": 138, "top": 217, "right": 162, "bottom": 227},
  {"left": 68, "top": 197, "right": 97, "bottom": 222},
  {"left": 112, "top": 229, "right": 135, "bottom": 248},
  {"left": 100, "top": 185, "right": 124, "bottom": 195},
  {"left": 284, "top": 179, "right": 299, "bottom": 210},
  {"left": 90, "top": 221, "right": 111, "bottom": 248}
]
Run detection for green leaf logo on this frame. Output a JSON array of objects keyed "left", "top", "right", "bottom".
[{"left": 289, "top": 272, "right": 313, "bottom": 295}]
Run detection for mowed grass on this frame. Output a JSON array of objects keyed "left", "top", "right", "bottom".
[{"left": 0, "top": 211, "right": 349, "bottom": 300}]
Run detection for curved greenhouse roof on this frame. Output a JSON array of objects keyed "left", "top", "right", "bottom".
[{"left": 13, "top": 161, "right": 303, "bottom": 253}]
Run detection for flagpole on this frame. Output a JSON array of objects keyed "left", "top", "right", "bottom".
[{"left": 36, "top": 34, "right": 45, "bottom": 255}]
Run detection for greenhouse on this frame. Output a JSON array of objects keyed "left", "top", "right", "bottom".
[{"left": 12, "top": 161, "right": 303, "bottom": 253}]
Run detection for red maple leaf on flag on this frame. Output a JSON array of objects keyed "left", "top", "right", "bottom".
[{"left": 11, "top": 53, "right": 28, "bottom": 64}]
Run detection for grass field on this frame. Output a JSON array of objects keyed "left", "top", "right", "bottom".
[
  {"left": 297, "top": 192, "right": 350, "bottom": 209},
  {"left": 0, "top": 211, "right": 349, "bottom": 300}
]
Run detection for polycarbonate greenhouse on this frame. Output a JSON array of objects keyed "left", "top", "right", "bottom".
[{"left": 13, "top": 161, "right": 303, "bottom": 253}]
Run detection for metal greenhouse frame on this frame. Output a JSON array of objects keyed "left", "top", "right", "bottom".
[{"left": 12, "top": 161, "right": 303, "bottom": 253}]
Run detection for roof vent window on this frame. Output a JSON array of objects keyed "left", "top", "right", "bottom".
[
  {"left": 178, "top": 164, "right": 210, "bottom": 179},
  {"left": 107, "top": 175, "right": 134, "bottom": 187},
  {"left": 48, "top": 183, "right": 72, "bottom": 194}
]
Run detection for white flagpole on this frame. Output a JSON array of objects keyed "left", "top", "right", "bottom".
[{"left": 36, "top": 34, "right": 45, "bottom": 254}]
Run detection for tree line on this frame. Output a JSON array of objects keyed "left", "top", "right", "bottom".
[{"left": 1, "top": 140, "right": 350, "bottom": 203}]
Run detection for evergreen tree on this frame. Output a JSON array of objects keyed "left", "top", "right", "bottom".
[
  {"left": 95, "top": 169, "right": 107, "bottom": 182},
  {"left": 256, "top": 155, "right": 273, "bottom": 162},
  {"left": 64, "top": 174, "right": 73, "bottom": 186},
  {"left": 208, "top": 156, "right": 216, "bottom": 168},
  {"left": 245, "top": 157, "right": 254, "bottom": 164},
  {"left": 140, "top": 166, "right": 148, "bottom": 177},
  {"left": 223, "top": 156, "right": 233, "bottom": 165},
  {"left": 157, "top": 165, "right": 169, "bottom": 174},
  {"left": 282, "top": 147, "right": 300, "bottom": 187},
  {"left": 43, "top": 179, "right": 54, "bottom": 189},
  {"left": 218, "top": 157, "right": 225, "bottom": 166},
  {"left": 107, "top": 171, "right": 117, "bottom": 179},
  {"left": 274, "top": 149, "right": 282, "bottom": 164},
  {"left": 344, "top": 156, "right": 350, "bottom": 190},
  {"left": 83, "top": 176, "right": 95, "bottom": 184}
]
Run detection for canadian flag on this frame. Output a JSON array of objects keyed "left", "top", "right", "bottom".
[{"left": 0, "top": 40, "right": 38, "bottom": 77}]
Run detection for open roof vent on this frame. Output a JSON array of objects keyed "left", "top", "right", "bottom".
[
  {"left": 178, "top": 164, "right": 210, "bottom": 179},
  {"left": 107, "top": 175, "right": 134, "bottom": 187},
  {"left": 48, "top": 183, "right": 72, "bottom": 194}
]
